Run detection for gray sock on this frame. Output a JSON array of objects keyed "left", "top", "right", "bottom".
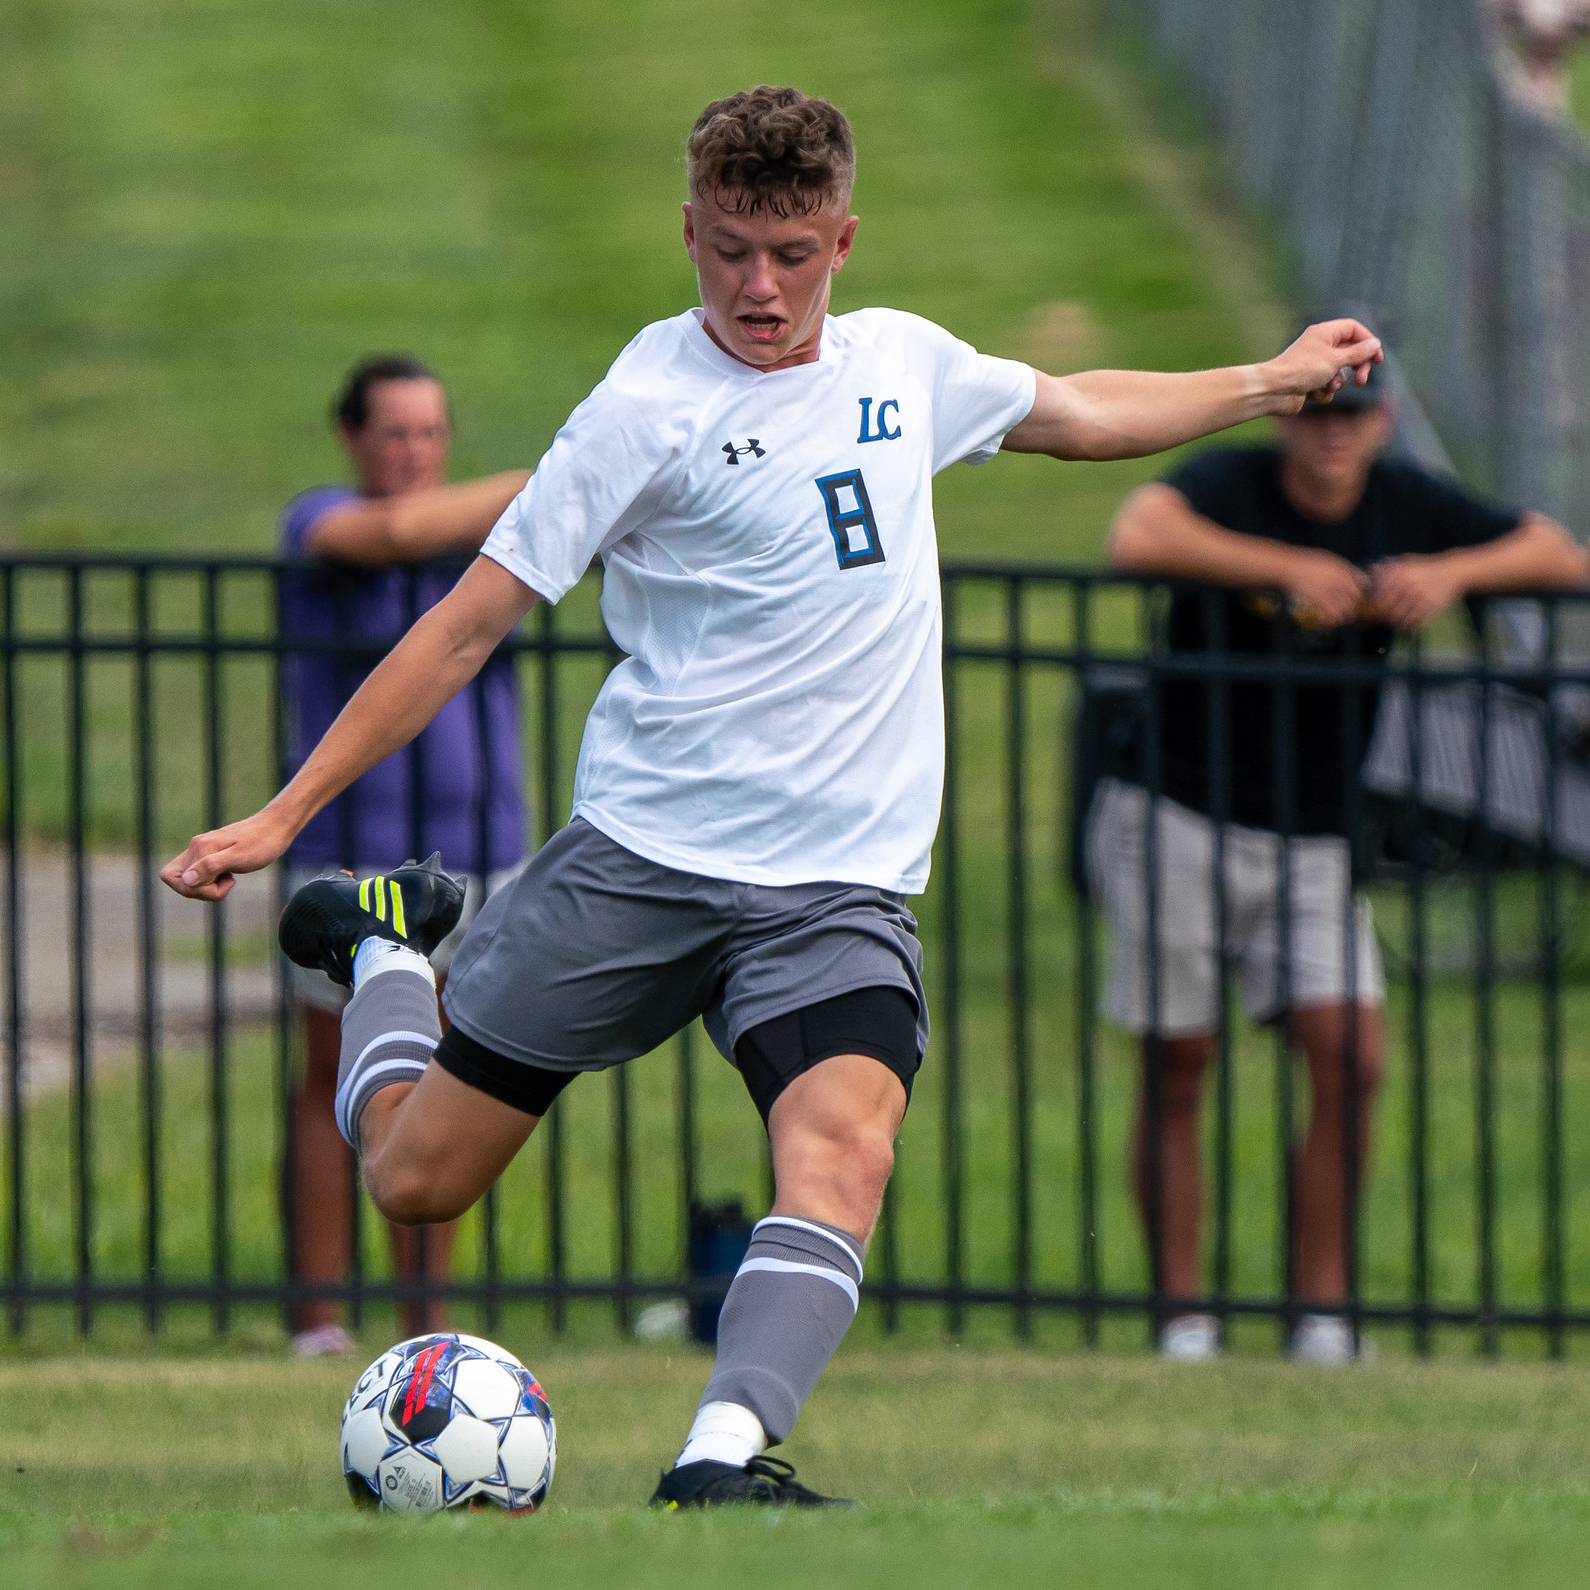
[
  {"left": 333, "top": 953, "right": 441, "bottom": 1147},
  {"left": 697, "top": 1215, "right": 865, "bottom": 1445}
]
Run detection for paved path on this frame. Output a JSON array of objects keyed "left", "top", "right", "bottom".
[{"left": 2, "top": 851, "right": 279, "bottom": 1097}]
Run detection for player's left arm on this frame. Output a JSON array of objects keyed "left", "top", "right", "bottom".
[
  {"left": 1001, "top": 319, "right": 1383, "bottom": 461},
  {"left": 1366, "top": 512, "right": 1587, "bottom": 630}
]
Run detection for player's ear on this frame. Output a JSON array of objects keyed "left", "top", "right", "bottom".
[
  {"left": 830, "top": 214, "right": 859, "bottom": 273},
  {"left": 682, "top": 202, "right": 698, "bottom": 262}
]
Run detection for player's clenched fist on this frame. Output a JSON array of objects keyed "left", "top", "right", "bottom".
[
  {"left": 1264, "top": 319, "right": 1383, "bottom": 412},
  {"left": 161, "top": 811, "right": 293, "bottom": 901}
]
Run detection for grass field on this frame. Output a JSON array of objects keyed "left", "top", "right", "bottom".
[
  {"left": 5, "top": 1347, "right": 1590, "bottom": 1588},
  {"left": 0, "top": 0, "right": 1285, "bottom": 562}
]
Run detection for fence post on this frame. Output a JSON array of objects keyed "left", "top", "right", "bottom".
[{"left": 3, "top": 565, "right": 22, "bottom": 1338}]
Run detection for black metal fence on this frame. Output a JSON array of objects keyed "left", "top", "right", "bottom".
[{"left": 4, "top": 553, "right": 1590, "bottom": 1353}]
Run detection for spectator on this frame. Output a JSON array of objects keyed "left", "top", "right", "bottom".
[
  {"left": 1488, "top": 0, "right": 1590, "bottom": 117},
  {"left": 1093, "top": 358, "right": 1583, "bottom": 1363},
  {"left": 279, "top": 354, "right": 531, "bottom": 1357}
]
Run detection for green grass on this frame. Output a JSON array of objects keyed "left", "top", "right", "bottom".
[
  {"left": 4, "top": 1348, "right": 1590, "bottom": 1588},
  {"left": 0, "top": 0, "right": 1286, "bottom": 563},
  {"left": 1571, "top": 45, "right": 1590, "bottom": 131}
]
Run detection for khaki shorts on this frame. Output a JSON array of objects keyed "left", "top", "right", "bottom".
[
  {"left": 283, "top": 863, "right": 525, "bottom": 1014},
  {"left": 1085, "top": 778, "right": 1384, "bottom": 1039}
]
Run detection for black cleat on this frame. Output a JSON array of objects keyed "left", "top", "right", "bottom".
[
  {"left": 648, "top": 1456, "right": 852, "bottom": 1510},
  {"left": 278, "top": 852, "right": 466, "bottom": 987}
]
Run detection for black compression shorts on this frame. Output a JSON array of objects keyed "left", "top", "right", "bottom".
[{"left": 433, "top": 983, "right": 921, "bottom": 1130}]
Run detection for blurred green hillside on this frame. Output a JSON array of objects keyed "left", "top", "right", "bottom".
[
  {"left": 0, "top": 0, "right": 1287, "bottom": 562},
  {"left": 1572, "top": 43, "right": 1590, "bottom": 128}
]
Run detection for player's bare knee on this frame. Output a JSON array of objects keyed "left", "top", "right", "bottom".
[
  {"left": 362, "top": 1149, "right": 462, "bottom": 1227},
  {"left": 780, "top": 1112, "right": 894, "bottom": 1203},
  {"left": 372, "top": 1176, "right": 466, "bottom": 1228},
  {"left": 833, "top": 1121, "right": 895, "bottom": 1200}
]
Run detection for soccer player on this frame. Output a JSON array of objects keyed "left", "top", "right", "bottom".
[{"left": 162, "top": 86, "right": 1382, "bottom": 1505}]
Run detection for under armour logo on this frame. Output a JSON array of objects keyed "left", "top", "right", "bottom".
[{"left": 722, "top": 439, "right": 766, "bottom": 465}]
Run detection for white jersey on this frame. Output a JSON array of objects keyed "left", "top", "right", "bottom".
[{"left": 482, "top": 306, "right": 1036, "bottom": 893}]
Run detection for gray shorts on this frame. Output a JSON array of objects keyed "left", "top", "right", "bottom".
[{"left": 440, "top": 817, "right": 929, "bottom": 1071}]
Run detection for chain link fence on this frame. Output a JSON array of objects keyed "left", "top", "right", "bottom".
[{"left": 1128, "top": 0, "right": 1590, "bottom": 537}]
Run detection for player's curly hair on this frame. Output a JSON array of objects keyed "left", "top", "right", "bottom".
[{"left": 686, "top": 86, "right": 855, "bottom": 216}]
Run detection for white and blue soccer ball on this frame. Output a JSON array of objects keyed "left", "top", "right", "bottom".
[{"left": 341, "top": 1333, "right": 556, "bottom": 1515}]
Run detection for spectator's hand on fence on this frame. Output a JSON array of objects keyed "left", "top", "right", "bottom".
[
  {"left": 1263, "top": 319, "right": 1383, "bottom": 414},
  {"left": 1365, "top": 554, "right": 1466, "bottom": 630},
  {"left": 1281, "top": 547, "right": 1371, "bottom": 628},
  {"left": 160, "top": 811, "right": 292, "bottom": 902}
]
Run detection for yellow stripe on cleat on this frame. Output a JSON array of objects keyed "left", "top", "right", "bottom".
[
  {"left": 375, "top": 876, "right": 387, "bottom": 921},
  {"left": 390, "top": 883, "right": 406, "bottom": 939},
  {"left": 358, "top": 879, "right": 371, "bottom": 912}
]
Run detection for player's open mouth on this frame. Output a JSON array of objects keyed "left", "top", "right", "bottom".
[{"left": 738, "top": 315, "right": 784, "bottom": 341}]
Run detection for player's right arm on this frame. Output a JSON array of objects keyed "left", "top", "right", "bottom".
[
  {"left": 306, "top": 470, "right": 532, "bottom": 566},
  {"left": 1108, "top": 481, "right": 1368, "bottom": 626},
  {"left": 160, "top": 556, "right": 541, "bottom": 902}
]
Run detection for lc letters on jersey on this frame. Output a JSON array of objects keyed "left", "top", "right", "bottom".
[{"left": 482, "top": 307, "right": 1036, "bottom": 895}]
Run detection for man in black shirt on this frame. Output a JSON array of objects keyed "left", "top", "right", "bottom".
[{"left": 1091, "top": 363, "right": 1583, "bottom": 1362}]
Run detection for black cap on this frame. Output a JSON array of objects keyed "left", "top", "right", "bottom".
[
  {"left": 1299, "top": 306, "right": 1387, "bottom": 413},
  {"left": 1300, "top": 357, "right": 1385, "bottom": 414}
]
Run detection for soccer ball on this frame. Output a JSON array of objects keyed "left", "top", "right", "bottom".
[{"left": 340, "top": 1333, "right": 556, "bottom": 1515}]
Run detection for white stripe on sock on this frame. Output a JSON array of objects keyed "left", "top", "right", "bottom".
[
  {"left": 736, "top": 1256, "right": 859, "bottom": 1311},
  {"left": 352, "top": 1029, "right": 438, "bottom": 1072},
  {"left": 334, "top": 1052, "right": 434, "bottom": 1142},
  {"left": 753, "top": 1215, "right": 865, "bottom": 1279}
]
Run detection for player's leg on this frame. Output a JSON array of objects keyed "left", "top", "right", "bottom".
[
  {"left": 296, "top": 825, "right": 721, "bottom": 1225},
  {"left": 654, "top": 973, "right": 922, "bottom": 1509},
  {"left": 766, "top": 1049, "right": 906, "bottom": 1235},
  {"left": 356, "top": 1060, "right": 541, "bottom": 1222},
  {"left": 375, "top": 871, "right": 523, "bottom": 1315},
  {"left": 385, "top": 965, "right": 465, "bottom": 1336},
  {"left": 672, "top": 1038, "right": 908, "bottom": 1480}
]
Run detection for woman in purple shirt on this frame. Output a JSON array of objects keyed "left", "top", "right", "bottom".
[{"left": 278, "top": 354, "right": 530, "bottom": 1356}]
